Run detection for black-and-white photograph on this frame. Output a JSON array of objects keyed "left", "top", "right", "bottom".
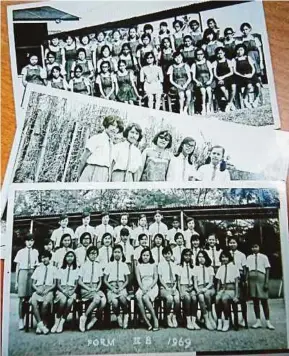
[
  {"left": 8, "top": 0, "right": 280, "bottom": 127},
  {"left": 2, "top": 183, "right": 289, "bottom": 356}
]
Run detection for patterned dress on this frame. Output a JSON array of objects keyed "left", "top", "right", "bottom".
[{"left": 141, "top": 148, "right": 172, "bottom": 181}]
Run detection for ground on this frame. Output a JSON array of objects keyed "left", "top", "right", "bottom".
[{"left": 6, "top": 294, "right": 287, "bottom": 356}]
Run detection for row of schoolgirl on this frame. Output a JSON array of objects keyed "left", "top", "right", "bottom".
[
  {"left": 78, "top": 118, "right": 231, "bottom": 183},
  {"left": 22, "top": 21, "right": 262, "bottom": 114},
  {"left": 14, "top": 231, "right": 275, "bottom": 335}
]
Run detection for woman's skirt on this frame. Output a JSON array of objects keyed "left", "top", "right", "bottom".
[
  {"left": 180, "top": 284, "right": 196, "bottom": 299},
  {"left": 54, "top": 286, "right": 76, "bottom": 303},
  {"left": 248, "top": 271, "right": 268, "bottom": 299},
  {"left": 144, "top": 81, "right": 163, "bottom": 95},
  {"left": 80, "top": 283, "right": 106, "bottom": 301},
  {"left": 107, "top": 282, "right": 128, "bottom": 303},
  {"left": 30, "top": 286, "right": 54, "bottom": 304},
  {"left": 18, "top": 269, "right": 34, "bottom": 297},
  {"left": 117, "top": 84, "right": 137, "bottom": 102},
  {"left": 79, "top": 164, "right": 109, "bottom": 182},
  {"left": 111, "top": 170, "right": 134, "bottom": 182},
  {"left": 135, "top": 277, "right": 158, "bottom": 302}
]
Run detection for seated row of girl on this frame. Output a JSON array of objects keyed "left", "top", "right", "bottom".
[
  {"left": 23, "top": 36, "right": 260, "bottom": 114},
  {"left": 24, "top": 236, "right": 274, "bottom": 335}
]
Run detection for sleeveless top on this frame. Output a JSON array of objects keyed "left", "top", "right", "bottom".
[
  {"left": 172, "top": 64, "right": 189, "bottom": 86},
  {"left": 159, "top": 50, "right": 173, "bottom": 72},
  {"left": 138, "top": 263, "right": 155, "bottom": 281},
  {"left": 236, "top": 56, "right": 252, "bottom": 75},
  {"left": 111, "top": 41, "right": 123, "bottom": 57},
  {"left": 26, "top": 65, "right": 44, "bottom": 85},
  {"left": 223, "top": 40, "right": 236, "bottom": 60},
  {"left": 49, "top": 45, "right": 63, "bottom": 64},
  {"left": 73, "top": 77, "right": 88, "bottom": 93},
  {"left": 75, "top": 60, "right": 91, "bottom": 77},
  {"left": 117, "top": 72, "right": 131, "bottom": 87},
  {"left": 172, "top": 33, "right": 183, "bottom": 50},
  {"left": 216, "top": 60, "right": 231, "bottom": 77},
  {"left": 205, "top": 42, "right": 219, "bottom": 62},
  {"left": 195, "top": 61, "right": 210, "bottom": 82},
  {"left": 119, "top": 54, "right": 135, "bottom": 71},
  {"left": 141, "top": 149, "right": 171, "bottom": 182},
  {"left": 190, "top": 32, "right": 203, "bottom": 46},
  {"left": 51, "top": 78, "right": 65, "bottom": 90},
  {"left": 182, "top": 47, "right": 195, "bottom": 66},
  {"left": 129, "top": 39, "right": 140, "bottom": 56},
  {"left": 64, "top": 46, "right": 77, "bottom": 62}
]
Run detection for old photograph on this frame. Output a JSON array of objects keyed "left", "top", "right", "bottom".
[
  {"left": 8, "top": 1, "right": 280, "bottom": 127},
  {"left": 2, "top": 182, "right": 289, "bottom": 356}
]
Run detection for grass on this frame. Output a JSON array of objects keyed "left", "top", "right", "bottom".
[{"left": 6, "top": 294, "right": 287, "bottom": 356}]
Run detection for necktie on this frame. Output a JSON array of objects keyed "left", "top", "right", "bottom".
[
  {"left": 108, "top": 138, "right": 112, "bottom": 179},
  {"left": 157, "top": 223, "right": 160, "bottom": 234},
  {"left": 116, "top": 261, "right": 119, "bottom": 287},
  {"left": 232, "top": 251, "right": 235, "bottom": 265},
  {"left": 202, "top": 265, "right": 206, "bottom": 285},
  {"left": 27, "top": 248, "right": 31, "bottom": 269},
  {"left": 124, "top": 143, "right": 132, "bottom": 182},
  {"left": 168, "top": 262, "right": 174, "bottom": 283},
  {"left": 182, "top": 155, "right": 186, "bottom": 181},
  {"left": 66, "top": 266, "right": 71, "bottom": 285},
  {"left": 211, "top": 165, "right": 217, "bottom": 181},
  {"left": 186, "top": 264, "right": 190, "bottom": 285},
  {"left": 43, "top": 266, "right": 48, "bottom": 285},
  {"left": 107, "top": 247, "right": 110, "bottom": 263},
  {"left": 179, "top": 246, "right": 182, "bottom": 263},
  {"left": 212, "top": 248, "right": 216, "bottom": 268},
  {"left": 104, "top": 225, "right": 107, "bottom": 233},
  {"left": 158, "top": 247, "right": 160, "bottom": 264},
  {"left": 84, "top": 248, "right": 87, "bottom": 262},
  {"left": 255, "top": 254, "right": 258, "bottom": 271},
  {"left": 90, "top": 262, "right": 94, "bottom": 286},
  {"left": 124, "top": 243, "right": 127, "bottom": 260},
  {"left": 224, "top": 265, "right": 227, "bottom": 288}
]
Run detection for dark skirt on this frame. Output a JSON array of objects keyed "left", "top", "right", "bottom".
[{"left": 18, "top": 269, "right": 34, "bottom": 297}]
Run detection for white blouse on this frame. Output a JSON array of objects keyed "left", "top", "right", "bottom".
[
  {"left": 246, "top": 253, "right": 270, "bottom": 274},
  {"left": 112, "top": 141, "right": 142, "bottom": 174},
  {"left": 167, "top": 154, "right": 198, "bottom": 182},
  {"left": 215, "top": 263, "right": 239, "bottom": 284},
  {"left": 104, "top": 261, "right": 130, "bottom": 282},
  {"left": 197, "top": 163, "right": 231, "bottom": 182},
  {"left": 179, "top": 263, "right": 194, "bottom": 285},
  {"left": 14, "top": 247, "right": 39, "bottom": 269},
  {"left": 57, "top": 266, "right": 79, "bottom": 286}
]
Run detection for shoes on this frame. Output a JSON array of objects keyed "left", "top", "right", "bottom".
[
  {"left": 252, "top": 319, "right": 262, "bottom": 329},
  {"left": 117, "top": 315, "right": 123, "bottom": 328},
  {"left": 266, "top": 321, "right": 275, "bottom": 330},
  {"left": 209, "top": 313, "right": 216, "bottom": 329},
  {"left": 167, "top": 314, "right": 173, "bottom": 328},
  {"left": 217, "top": 319, "right": 223, "bottom": 331},
  {"left": 51, "top": 318, "right": 60, "bottom": 333},
  {"left": 18, "top": 319, "right": 24, "bottom": 330},
  {"left": 172, "top": 315, "right": 178, "bottom": 328},
  {"left": 56, "top": 318, "right": 65, "bottom": 333},
  {"left": 239, "top": 319, "right": 246, "bottom": 327},
  {"left": 123, "top": 314, "right": 129, "bottom": 329},
  {"left": 79, "top": 315, "right": 87, "bottom": 332},
  {"left": 186, "top": 317, "right": 194, "bottom": 330},
  {"left": 222, "top": 319, "right": 230, "bottom": 332},
  {"left": 205, "top": 315, "right": 214, "bottom": 331},
  {"left": 36, "top": 325, "right": 42, "bottom": 334},
  {"left": 39, "top": 323, "right": 49, "bottom": 335},
  {"left": 86, "top": 317, "right": 97, "bottom": 331}
]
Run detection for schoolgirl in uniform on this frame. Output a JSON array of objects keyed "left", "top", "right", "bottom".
[
  {"left": 51, "top": 214, "right": 75, "bottom": 248},
  {"left": 180, "top": 35, "right": 196, "bottom": 67},
  {"left": 94, "top": 211, "right": 115, "bottom": 246},
  {"left": 111, "top": 123, "right": 142, "bottom": 182},
  {"left": 158, "top": 246, "right": 181, "bottom": 328},
  {"left": 136, "top": 33, "right": 158, "bottom": 68},
  {"left": 96, "top": 45, "right": 117, "bottom": 74},
  {"left": 233, "top": 43, "right": 260, "bottom": 109},
  {"left": 69, "top": 65, "right": 91, "bottom": 95},
  {"left": 167, "top": 137, "right": 198, "bottom": 182},
  {"left": 187, "top": 20, "right": 203, "bottom": 47},
  {"left": 44, "top": 35, "right": 64, "bottom": 66},
  {"left": 140, "top": 51, "right": 163, "bottom": 110},
  {"left": 47, "top": 66, "right": 69, "bottom": 91},
  {"left": 74, "top": 211, "right": 95, "bottom": 247},
  {"left": 78, "top": 116, "right": 124, "bottom": 183},
  {"left": 206, "top": 18, "right": 221, "bottom": 40},
  {"left": 158, "top": 37, "right": 174, "bottom": 93},
  {"left": 197, "top": 145, "right": 231, "bottom": 182},
  {"left": 75, "top": 232, "right": 93, "bottom": 267},
  {"left": 118, "top": 228, "right": 134, "bottom": 278},
  {"left": 30, "top": 250, "right": 57, "bottom": 335},
  {"left": 178, "top": 249, "right": 199, "bottom": 330},
  {"left": 53, "top": 233, "right": 73, "bottom": 268},
  {"left": 78, "top": 246, "right": 107, "bottom": 332},
  {"left": 127, "top": 26, "right": 140, "bottom": 57},
  {"left": 104, "top": 244, "right": 131, "bottom": 329},
  {"left": 192, "top": 250, "right": 216, "bottom": 330},
  {"left": 135, "top": 248, "right": 159, "bottom": 331},
  {"left": 51, "top": 251, "right": 79, "bottom": 333},
  {"left": 191, "top": 48, "right": 214, "bottom": 115},
  {"left": 14, "top": 234, "right": 39, "bottom": 330},
  {"left": 111, "top": 29, "right": 124, "bottom": 61},
  {"left": 45, "top": 51, "right": 65, "bottom": 79},
  {"left": 171, "top": 20, "right": 184, "bottom": 51},
  {"left": 212, "top": 47, "right": 236, "bottom": 112},
  {"left": 115, "top": 60, "right": 140, "bottom": 105},
  {"left": 63, "top": 35, "right": 77, "bottom": 81},
  {"left": 222, "top": 27, "right": 237, "bottom": 60},
  {"left": 43, "top": 238, "right": 55, "bottom": 265},
  {"left": 205, "top": 232, "right": 223, "bottom": 273},
  {"left": 98, "top": 232, "right": 113, "bottom": 266},
  {"left": 21, "top": 54, "right": 46, "bottom": 87},
  {"left": 215, "top": 249, "right": 240, "bottom": 332},
  {"left": 246, "top": 242, "right": 274, "bottom": 330},
  {"left": 95, "top": 61, "right": 117, "bottom": 100},
  {"left": 172, "top": 232, "right": 186, "bottom": 265},
  {"left": 134, "top": 233, "right": 149, "bottom": 263},
  {"left": 118, "top": 43, "right": 138, "bottom": 73},
  {"left": 113, "top": 213, "right": 133, "bottom": 244},
  {"left": 148, "top": 209, "right": 168, "bottom": 243},
  {"left": 71, "top": 48, "right": 94, "bottom": 80},
  {"left": 132, "top": 214, "right": 149, "bottom": 247},
  {"left": 183, "top": 217, "right": 200, "bottom": 248},
  {"left": 77, "top": 35, "right": 95, "bottom": 63},
  {"left": 167, "top": 216, "right": 184, "bottom": 246},
  {"left": 157, "top": 21, "right": 171, "bottom": 48},
  {"left": 139, "top": 130, "right": 173, "bottom": 182},
  {"left": 191, "top": 234, "right": 202, "bottom": 266},
  {"left": 167, "top": 51, "right": 192, "bottom": 114},
  {"left": 93, "top": 31, "right": 109, "bottom": 67},
  {"left": 151, "top": 233, "right": 166, "bottom": 265},
  {"left": 228, "top": 235, "right": 248, "bottom": 328},
  {"left": 202, "top": 29, "right": 222, "bottom": 63}
]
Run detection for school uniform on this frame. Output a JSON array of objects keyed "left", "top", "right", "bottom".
[
  {"left": 191, "top": 247, "right": 201, "bottom": 266},
  {"left": 75, "top": 246, "right": 90, "bottom": 267},
  {"left": 79, "top": 131, "right": 113, "bottom": 182},
  {"left": 206, "top": 247, "right": 223, "bottom": 271},
  {"left": 111, "top": 141, "right": 142, "bottom": 182},
  {"left": 231, "top": 249, "right": 247, "bottom": 299},
  {"left": 21, "top": 64, "right": 46, "bottom": 85},
  {"left": 114, "top": 225, "right": 133, "bottom": 244},
  {"left": 55, "top": 266, "right": 79, "bottom": 303},
  {"left": 158, "top": 261, "right": 180, "bottom": 299},
  {"left": 151, "top": 246, "right": 165, "bottom": 265},
  {"left": 74, "top": 225, "right": 95, "bottom": 244},
  {"left": 104, "top": 261, "right": 130, "bottom": 302},
  {"left": 197, "top": 164, "right": 231, "bottom": 182},
  {"left": 118, "top": 241, "right": 134, "bottom": 264},
  {"left": 79, "top": 260, "right": 106, "bottom": 300},
  {"left": 179, "top": 262, "right": 196, "bottom": 298},
  {"left": 172, "top": 245, "right": 185, "bottom": 265},
  {"left": 246, "top": 253, "right": 270, "bottom": 299},
  {"left": 149, "top": 222, "right": 168, "bottom": 239},
  {"left": 95, "top": 223, "right": 114, "bottom": 244},
  {"left": 51, "top": 227, "right": 75, "bottom": 248},
  {"left": 192, "top": 265, "right": 215, "bottom": 297},
  {"left": 14, "top": 247, "right": 39, "bottom": 297},
  {"left": 53, "top": 247, "right": 73, "bottom": 268},
  {"left": 167, "top": 228, "right": 184, "bottom": 245},
  {"left": 30, "top": 262, "right": 57, "bottom": 304},
  {"left": 136, "top": 263, "right": 158, "bottom": 301},
  {"left": 167, "top": 155, "right": 198, "bottom": 182},
  {"left": 132, "top": 226, "right": 149, "bottom": 246},
  {"left": 183, "top": 229, "right": 200, "bottom": 248},
  {"left": 134, "top": 246, "right": 145, "bottom": 261},
  {"left": 98, "top": 246, "right": 113, "bottom": 266},
  {"left": 215, "top": 262, "right": 239, "bottom": 299}
]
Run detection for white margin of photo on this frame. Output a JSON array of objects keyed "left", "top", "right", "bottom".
[{"left": 1, "top": 180, "right": 289, "bottom": 356}]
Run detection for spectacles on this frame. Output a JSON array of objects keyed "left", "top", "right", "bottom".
[
  {"left": 159, "top": 135, "right": 170, "bottom": 141},
  {"left": 184, "top": 143, "right": 195, "bottom": 148},
  {"left": 75, "top": 70, "right": 82, "bottom": 73}
]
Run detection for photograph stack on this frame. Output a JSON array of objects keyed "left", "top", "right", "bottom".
[{"left": 1, "top": 1, "right": 289, "bottom": 356}]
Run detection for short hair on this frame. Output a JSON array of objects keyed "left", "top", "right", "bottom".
[
  {"left": 40, "top": 250, "right": 52, "bottom": 259},
  {"left": 224, "top": 27, "right": 234, "bottom": 36},
  {"left": 228, "top": 235, "right": 238, "bottom": 244},
  {"left": 173, "top": 19, "right": 183, "bottom": 28},
  {"left": 100, "top": 60, "right": 112, "bottom": 71},
  {"left": 51, "top": 66, "right": 62, "bottom": 75},
  {"left": 152, "top": 130, "right": 172, "bottom": 149},
  {"left": 74, "top": 64, "right": 83, "bottom": 74},
  {"left": 102, "top": 116, "right": 124, "bottom": 133},
  {"left": 144, "top": 51, "right": 156, "bottom": 64},
  {"left": 187, "top": 217, "right": 195, "bottom": 224},
  {"left": 189, "top": 19, "right": 199, "bottom": 28},
  {"left": 183, "top": 35, "right": 193, "bottom": 42},
  {"left": 82, "top": 211, "right": 90, "bottom": 218},
  {"left": 24, "top": 233, "right": 34, "bottom": 242},
  {"left": 219, "top": 248, "right": 233, "bottom": 263},
  {"left": 215, "top": 46, "right": 226, "bottom": 56},
  {"left": 139, "top": 214, "right": 146, "bottom": 221},
  {"left": 235, "top": 43, "right": 248, "bottom": 55},
  {"left": 138, "top": 233, "right": 148, "bottom": 242},
  {"left": 143, "top": 24, "right": 154, "bottom": 32},
  {"left": 77, "top": 48, "right": 87, "bottom": 57},
  {"left": 205, "top": 145, "right": 226, "bottom": 172},
  {"left": 123, "top": 123, "right": 143, "bottom": 142},
  {"left": 86, "top": 246, "right": 98, "bottom": 257},
  {"left": 174, "top": 232, "right": 185, "bottom": 243},
  {"left": 207, "top": 18, "right": 217, "bottom": 26},
  {"left": 110, "top": 244, "right": 126, "bottom": 262},
  {"left": 59, "top": 214, "right": 68, "bottom": 222},
  {"left": 43, "top": 238, "right": 53, "bottom": 247},
  {"left": 175, "top": 137, "right": 196, "bottom": 165},
  {"left": 154, "top": 209, "right": 162, "bottom": 216},
  {"left": 138, "top": 247, "right": 155, "bottom": 264},
  {"left": 191, "top": 233, "right": 200, "bottom": 244},
  {"left": 46, "top": 51, "right": 56, "bottom": 58},
  {"left": 59, "top": 233, "right": 72, "bottom": 248},
  {"left": 162, "top": 246, "right": 173, "bottom": 255},
  {"left": 195, "top": 250, "right": 211, "bottom": 267},
  {"left": 101, "top": 44, "right": 111, "bottom": 55},
  {"left": 203, "top": 28, "right": 217, "bottom": 41},
  {"left": 180, "top": 248, "right": 193, "bottom": 268},
  {"left": 118, "top": 59, "right": 127, "bottom": 69},
  {"left": 173, "top": 51, "right": 184, "bottom": 59},
  {"left": 80, "top": 35, "right": 90, "bottom": 44},
  {"left": 80, "top": 232, "right": 92, "bottom": 245},
  {"left": 120, "top": 228, "right": 130, "bottom": 237},
  {"left": 101, "top": 210, "right": 109, "bottom": 217},
  {"left": 240, "top": 22, "right": 252, "bottom": 32},
  {"left": 160, "top": 21, "right": 168, "bottom": 27},
  {"left": 101, "top": 232, "right": 113, "bottom": 245},
  {"left": 64, "top": 35, "right": 75, "bottom": 42},
  {"left": 172, "top": 216, "right": 179, "bottom": 223},
  {"left": 141, "top": 33, "right": 151, "bottom": 42},
  {"left": 112, "top": 29, "right": 121, "bottom": 36},
  {"left": 195, "top": 48, "right": 205, "bottom": 57},
  {"left": 153, "top": 233, "right": 165, "bottom": 247},
  {"left": 61, "top": 250, "right": 77, "bottom": 269}
]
